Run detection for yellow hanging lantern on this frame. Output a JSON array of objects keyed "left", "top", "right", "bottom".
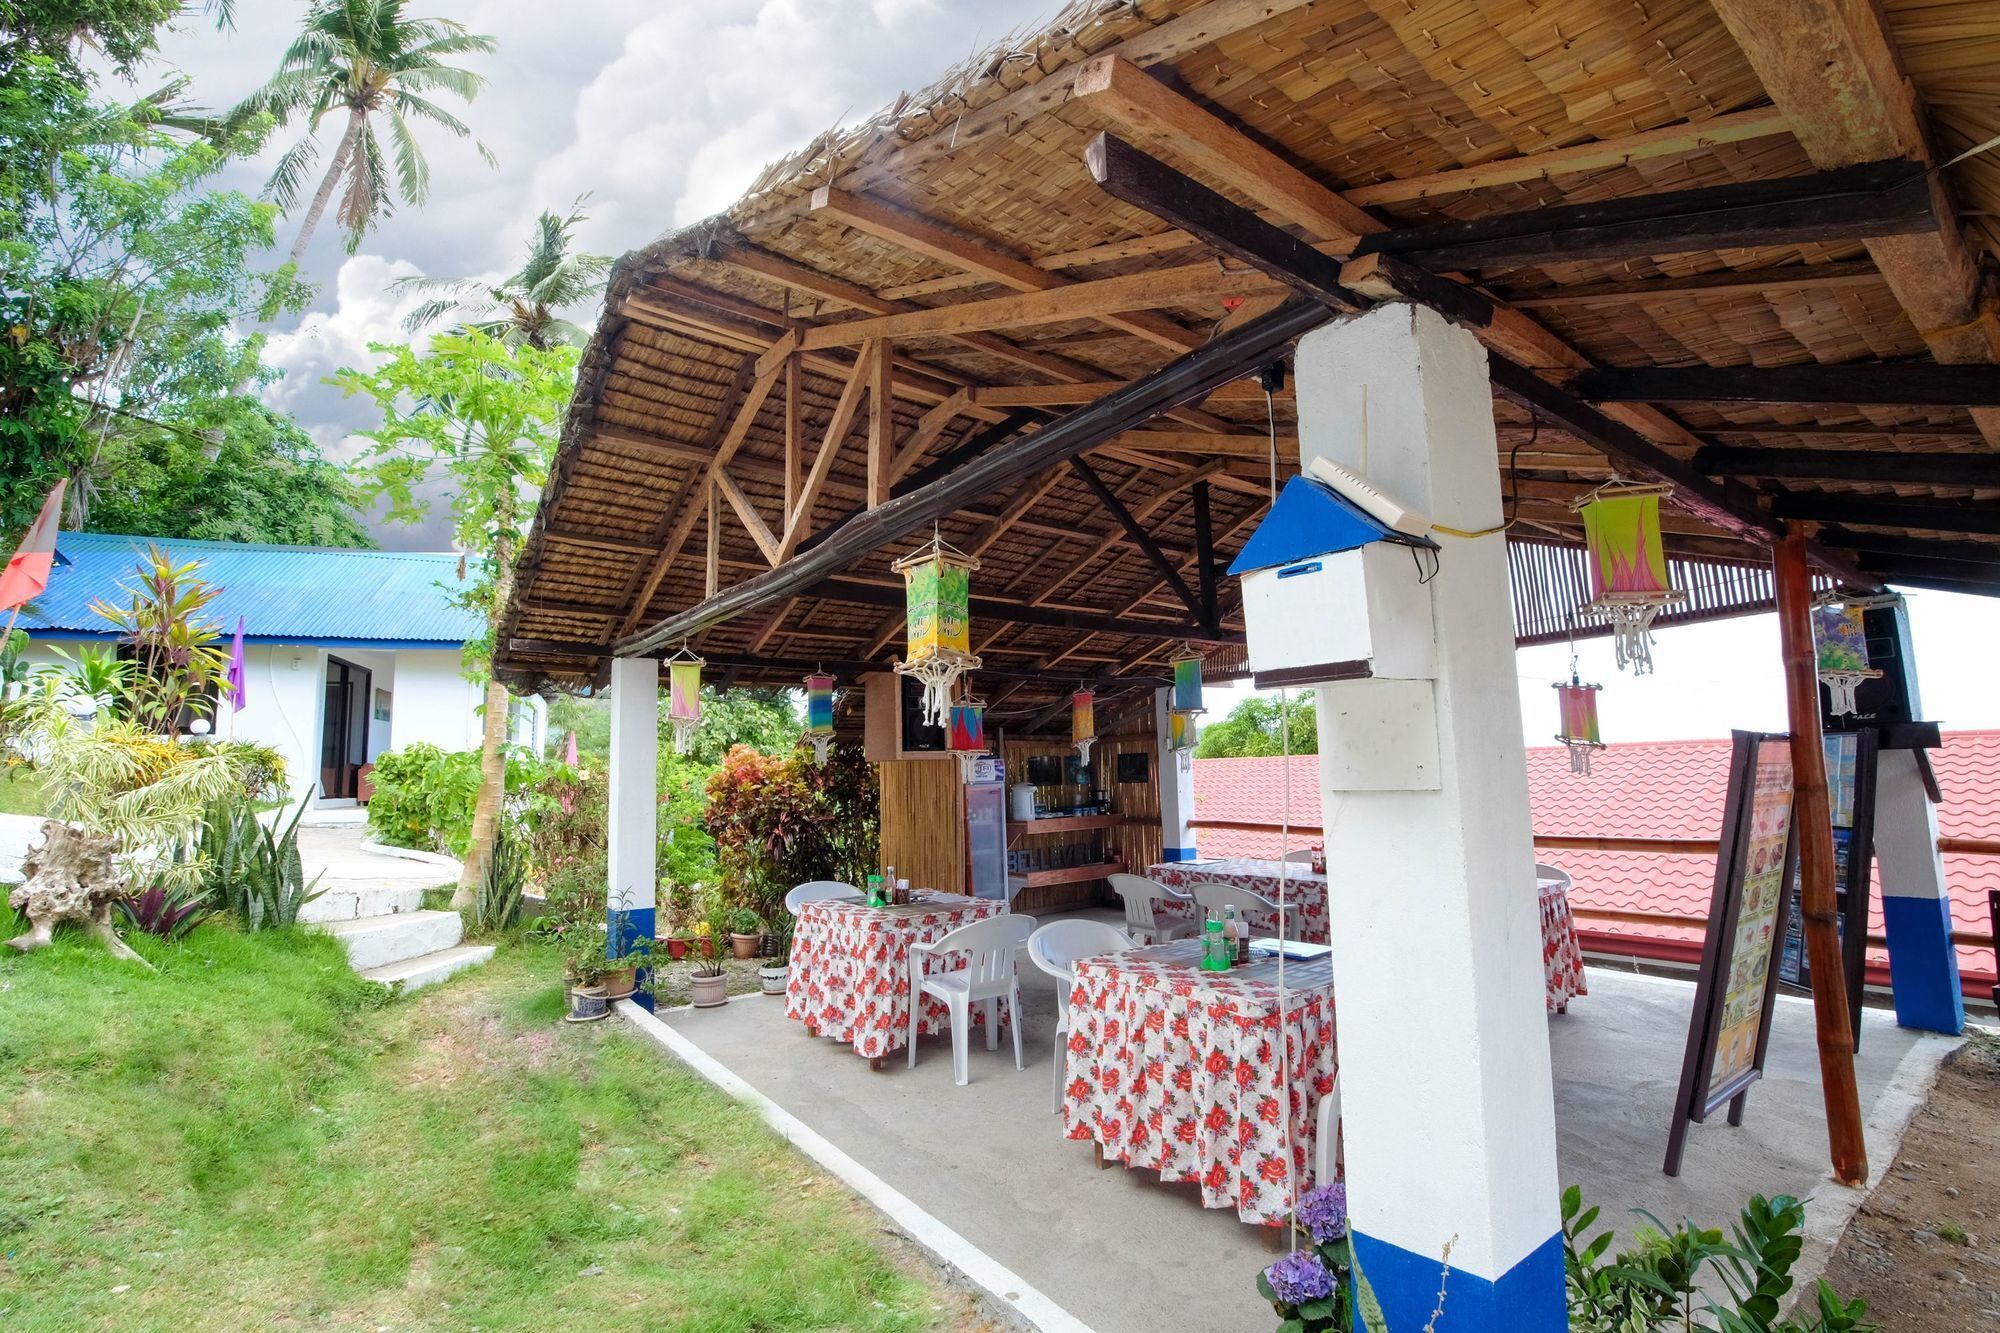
[
  {"left": 667, "top": 646, "right": 703, "bottom": 755},
  {"left": 1573, "top": 482, "right": 1686, "bottom": 675},
  {"left": 1812, "top": 601, "right": 1881, "bottom": 718},
  {"left": 892, "top": 530, "right": 980, "bottom": 727},
  {"left": 1072, "top": 688, "right": 1096, "bottom": 765}
]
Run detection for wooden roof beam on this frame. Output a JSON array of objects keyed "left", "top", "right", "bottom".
[
  {"left": 1508, "top": 261, "right": 1883, "bottom": 310},
  {"left": 1574, "top": 362, "right": 2000, "bottom": 407},
  {"left": 1770, "top": 494, "right": 2000, "bottom": 537},
  {"left": 778, "top": 339, "right": 876, "bottom": 560},
  {"left": 1692, "top": 446, "right": 2000, "bottom": 487},
  {"left": 1708, "top": 0, "right": 2000, "bottom": 449}
]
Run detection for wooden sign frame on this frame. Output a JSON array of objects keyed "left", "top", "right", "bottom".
[
  {"left": 1664, "top": 730, "right": 1800, "bottom": 1177},
  {"left": 1776, "top": 727, "right": 1879, "bottom": 1050}
]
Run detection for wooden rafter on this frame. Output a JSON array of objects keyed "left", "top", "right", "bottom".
[
  {"left": 1507, "top": 261, "right": 1883, "bottom": 310},
  {"left": 1693, "top": 447, "right": 2000, "bottom": 486},
  {"left": 713, "top": 467, "right": 782, "bottom": 566},
  {"left": 867, "top": 335, "right": 894, "bottom": 508},
  {"left": 1574, "top": 362, "right": 2000, "bottom": 407},
  {"left": 779, "top": 339, "right": 876, "bottom": 560},
  {"left": 1708, "top": 0, "right": 2000, "bottom": 450}
]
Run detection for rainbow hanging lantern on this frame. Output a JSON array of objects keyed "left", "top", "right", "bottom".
[
  {"left": 667, "top": 647, "right": 704, "bottom": 755},
  {"left": 1554, "top": 674, "right": 1605, "bottom": 776},
  {"left": 1574, "top": 483, "right": 1685, "bottom": 675},
  {"left": 892, "top": 531, "right": 981, "bottom": 727},
  {"left": 1168, "top": 652, "right": 1206, "bottom": 771},
  {"left": 1072, "top": 688, "right": 1097, "bottom": 766},
  {"left": 1812, "top": 602, "right": 1881, "bottom": 718},
  {"left": 804, "top": 672, "right": 836, "bottom": 764},
  {"left": 948, "top": 696, "right": 987, "bottom": 783}
]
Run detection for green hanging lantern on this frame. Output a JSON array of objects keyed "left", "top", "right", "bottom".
[
  {"left": 893, "top": 529, "right": 980, "bottom": 727},
  {"left": 1573, "top": 482, "right": 1686, "bottom": 675}
]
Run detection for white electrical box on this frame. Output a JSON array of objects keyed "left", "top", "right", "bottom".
[{"left": 1239, "top": 541, "right": 1436, "bottom": 687}]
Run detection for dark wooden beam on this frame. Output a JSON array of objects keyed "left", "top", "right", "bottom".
[
  {"left": 798, "top": 576, "right": 1242, "bottom": 644},
  {"left": 1771, "top": 494, "right": 2000, "bottom": 535},
  {"left": 1860, "top": 557, "right": 2000, "bottom": 590},
  {"left": 1574, "top": 361, "right": 2000, "bottom": 407},
  {"left": 1192, "top": 479, "right": 1217, "bottom": 628},
  {"left": 1505, "top": 260, "right": 1882, "bottom": 309},
  {"left": 1691, "top": 446, "right": 2000, "bottom": 486},
  {"left": 1069, "top": 455, "right": 1209, "bottom": 629},
  {"left": 1818, "top": 528, "right": 2000, "bottom": 564},
  {"left": 1355, "top": 158, "right": 1932, "bottom": 271},
  {"left": 1701, "top": 422, "right": 1982, "bottom": 441},
  {"left": 615, "top": 296, "right": 1334, "bottom": 656},
  {"left": 508, "top": 637, "right": 1177, "bottom": 689}
]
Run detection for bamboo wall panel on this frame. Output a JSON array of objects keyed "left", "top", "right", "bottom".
[{"left": 876, "top": 759, "right": 964, "bottom": 895}]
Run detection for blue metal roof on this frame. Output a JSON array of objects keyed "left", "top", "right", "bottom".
[{"left": 16, "top": 533, "right": 483, "bottom": 646}]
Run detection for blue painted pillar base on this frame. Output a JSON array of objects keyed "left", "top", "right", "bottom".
[
  {"left": 608, "top": 907, "right": 658, "bottom": 1012},
  {"left": 1882, "top": 894, "right": 1965, "bottom": 1035},
  {"left": 1159, "top": 845, "right": 1199, "bottom": 862},
  {"left": 1350, "top": 1231, "right": 1566, "bottom": 1333}
]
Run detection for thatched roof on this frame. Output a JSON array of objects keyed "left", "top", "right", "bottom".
[{"left": 496, "top": 0, "right": 2000, "bottom": 709}]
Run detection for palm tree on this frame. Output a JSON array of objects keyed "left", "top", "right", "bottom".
[
  {"left": 393, "top": 198, "right": 613, "bottom": 350},
  {"left": 233, "top": 0, "right": 497, "bottom": 269}
]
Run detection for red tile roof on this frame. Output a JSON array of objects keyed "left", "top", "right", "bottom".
[{"left": 1191, "top": 731, "right": 2000, "bottom": 993}]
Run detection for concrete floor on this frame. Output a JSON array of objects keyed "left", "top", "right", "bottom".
[{"left": 663, "top": 928, "right": 1954, "bottom": 1333}]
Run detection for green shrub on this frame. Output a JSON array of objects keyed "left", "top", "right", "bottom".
[{"left": 365, "top": 743, "right": 483, "bottom": 854}]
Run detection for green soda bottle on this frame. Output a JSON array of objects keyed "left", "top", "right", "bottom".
[
  {"left": 1200, "top": 911, "right": 1227, "bottom": 971},
  {"left": 866, "top": 874, "right": 885, "bottom": 907}
]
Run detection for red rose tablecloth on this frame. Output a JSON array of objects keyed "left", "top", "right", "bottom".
[
  {"left": 785, "top": 892, "right": 1004, "bottom": 1061},
  {"left": 1061, "top": 940, "right": 1338, "bottom": 1226},
  {"left": 1540, "top": 876, "right": 1587, "bottom": 1013},
  {"left": 1149, "top": 860, "right": 1589, "bottom": 1012},
  {"left": 1147, "top": 859, "right": 1331, "bottom": 945}
]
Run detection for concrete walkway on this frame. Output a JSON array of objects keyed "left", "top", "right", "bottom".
[
  {"left": 658, "top": 953, "right": 1958, "bottom": 1333},
  {"left": 296, "top": 824, "right": 492, "bottom": 991}
]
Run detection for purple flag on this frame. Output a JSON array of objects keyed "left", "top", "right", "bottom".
[{"left": 226, "top": 617, "right": 247, "bottom": 710}]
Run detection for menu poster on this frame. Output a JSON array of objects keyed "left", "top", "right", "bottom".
[
  {"left": 1772, "top": 728, "right": 1880, "bottom": 1049},
  {"left": 1664, "top": 732, "right": 1799, "bottom": 1177}
]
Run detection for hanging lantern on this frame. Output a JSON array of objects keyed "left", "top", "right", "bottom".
[
  {"left": 804, "top": 672, "right": 836, "bottom": 764},
  {"left": 1168, "top": 651, "right": 1205, "bottom": 772},
  {"left": 1812, "top": 602, "right": 1881, "bottom": 718},
  {"left": 948, "top": 696, "right": 987, "bottom": 784},
  {"left": 892, "top": 530, "right": 980, "bottom": 727},
  {"left": 1553, "top": 675, "right": 1605, "bottom": 776},
  {"left": 1071, "top": 688, "right": 1096, "bottom": 766},
  {"left": 1573, "top": 483, "right": 1686, "bottom": 675},
  {"left": 667, "top": 648, "right": 704, "bottom": 755}
]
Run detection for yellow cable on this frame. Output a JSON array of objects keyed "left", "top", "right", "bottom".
[{"left": 1431, "top": 518, "right": 1514, "bottom": 539}]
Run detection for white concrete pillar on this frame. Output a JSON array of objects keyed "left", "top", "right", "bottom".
[
  {"left": 607, "top": 656, "right": 659, "bottom": 972},
  {"left": 1875, "top": 748, "right": 1964, "bottom": 1033},
  {"left": 1154, "top": 686, "right": 1197, "bottom": 860},
  {"left": 1299, "top": 305, "right": 1564, "bottom": 1330}
]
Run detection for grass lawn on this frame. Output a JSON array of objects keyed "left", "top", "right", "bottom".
[
  {"left": 0, "top": 768, "right": 47, "bottom": 817},
  {"left": 0, "top": 924, "right": 985, "bottom": 1331}
]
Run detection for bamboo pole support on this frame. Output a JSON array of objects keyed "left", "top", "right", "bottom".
[{"left": 1772, "top": 527, "right": 1869, "bottom": 1187}]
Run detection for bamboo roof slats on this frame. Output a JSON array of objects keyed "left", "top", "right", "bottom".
[{"left": 495, "top": 0, "right": 2000, "bottom": 697}]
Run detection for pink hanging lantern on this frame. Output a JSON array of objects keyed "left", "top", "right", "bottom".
[
  {"left": 948, "top": 696, "right": 987, "bottom": 783},
  {"left": 1554, "top": 674, "right": 1605, "bottom": 775}
]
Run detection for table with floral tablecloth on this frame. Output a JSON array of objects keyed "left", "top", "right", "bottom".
[
  {"left": 1540, "top": 876, "right": 1588, "bottom": 1014},
  {"left": 1149, "top": 860, "right": 1588, "bottom": 1012},
  {"left": 785, "top": 891, "right": 1004, "bottom": 1062},
  {"left": 1061, "top": 940, "right": 1339, "bottom": 1226}
]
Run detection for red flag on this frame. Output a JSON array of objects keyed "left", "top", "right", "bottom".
[{"left": 0, "top": 480, "right": 66, "bottom": 612}]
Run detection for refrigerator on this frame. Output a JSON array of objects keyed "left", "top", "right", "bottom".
[{"left": 964, "top": 755, "right": 1013, "bottom": 901}]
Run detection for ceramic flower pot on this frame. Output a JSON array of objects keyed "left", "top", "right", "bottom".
[
  {"left": 757, "top": 963, "right": 787, "bottom": 996},
  {"left": 729, "top": 931, "right": 762, "bottom": 960},
  {"left": 566, "top": 983, "right": 608, "bottom": 1022},
  {"left": 689, "top": 972, "right": 729, "bottom": 1008},
  {"left": 665, "top": 937, "right": 690, "bottom": 961},
  {"left": 601, "top": 966, "right": 637, "bottom": 1001}
]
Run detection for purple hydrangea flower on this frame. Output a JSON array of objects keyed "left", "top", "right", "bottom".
[
  {"left": 1264, "top": 1249, "right": 1337, "bottom": 1306},
  {"left": 1296, "top": 1181, "right": 1349, "bottom": 1243}
]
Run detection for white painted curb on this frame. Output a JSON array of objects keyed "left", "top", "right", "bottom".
[
  {"left": 614, "top": 999, "right": 1093, "bottom": 1333},
  {"left": 357, "top": 837, "right": 463, "bottom": 871}
]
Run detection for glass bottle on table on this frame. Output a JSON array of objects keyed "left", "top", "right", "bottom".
[
  {"left": 1224, "top": 903, "right": 1247, "bottom": 966},
  {"left": 865, "top": 874, "right": 885, "bottom": 908},
  {"left": 1201, "top": 911, "right": 1227, "bottom": 972}
]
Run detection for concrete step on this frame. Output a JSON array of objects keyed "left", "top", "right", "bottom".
[
  {"left": 318, "top": 909, "right": 463, "bottom": 971},
  {"left": 358, "top": 944, "right": 495, "bottom": 992},
  {"left": 299, "top": 884, "right": 427, "bottom": 924}
]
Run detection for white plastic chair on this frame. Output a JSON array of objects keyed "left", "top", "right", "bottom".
[
  {"left": 1027, "top": 920, "right": 1136, "bottom": 1113},
  {"left": 784, "top": 879, "right": 856, "bottom": 914},
  {"left": 1281, "top": 848, "right": 1315, "bottom": 865},
  {"left": 1314, "top": 1073, "right": 1344, "bottom": 1187},
  {"left": 1108, "top": 872, "right": 1198, "bottom": 945},
  {"left": 908, "top": 913, "right": 1036, "bottom": 1086},
  {"left": 1534, "top": 862, "right": 1574, "bottom": 893},
  {"left": 1188, "top": 878, "right": 1279, "bottom": 922}
]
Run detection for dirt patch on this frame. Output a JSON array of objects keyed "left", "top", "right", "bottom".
[{"left": 1823, "top": 1032, "right": 2000, "bottom": 1329}]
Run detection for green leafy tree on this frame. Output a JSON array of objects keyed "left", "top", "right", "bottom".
[
  {"left": 335, "top": 330, "right": 577, "bottom": 908},
  {"left": 233, "top": 0, "right": 496, "bottom": 267},
  {"left": 1194, "top": 694, "right": 1318, "bottom": 759},
  {"left": 395, "top": 197, "right": 612, "bottom": 349}
]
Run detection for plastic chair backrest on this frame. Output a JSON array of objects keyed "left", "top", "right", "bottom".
[
  {"left": 1108, "top": 872, "right": 1179, "bottom": 933},
  {"left": 927, "top": 913, "right": 1036, "bottom": 989},
  {"left": 1028, "top": 919, "right": 1133, "bottom": 986},
  {"left": 1189, "top": 878, "right": 1279, "bottom": 919},
  {"left": 1534, "top": 863, "right": 1573, "bottom": 893},
  {"left": 1281, "top": 848, "right": 1314, "bottom": 865},
  {"left": 785, "top": 880, "right": 857, "bottom": 914}
]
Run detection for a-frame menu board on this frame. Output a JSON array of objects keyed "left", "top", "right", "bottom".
[
  {"left": 1664, "top": 731, "right": 1799, "bottom": 1177},
  {"left": 1776, "top": 727, "right": 1880, "bottom": 1051}
]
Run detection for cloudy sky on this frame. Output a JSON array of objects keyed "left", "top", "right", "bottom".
[{"left": 131, "top": 3, "right": 2000, "bottom": 739}]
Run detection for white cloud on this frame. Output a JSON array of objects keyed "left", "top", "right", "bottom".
[{"left": 259, "top": 254, "right": 427, "bottom": 452}]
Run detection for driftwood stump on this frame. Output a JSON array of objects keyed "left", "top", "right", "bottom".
[{"left": 6, "top": 820, "right": 150, "bottom": 968}]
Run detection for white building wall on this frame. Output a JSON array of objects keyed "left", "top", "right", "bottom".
[{"left": 387, "top": 649, "right": 485, "bottom": 751}]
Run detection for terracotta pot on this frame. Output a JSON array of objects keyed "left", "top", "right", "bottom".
[
  {"left": 689, "top": 972, "right": 729, "bottom": 1008},
  {"left": 729, "top": 931, "right": 762, "bottom": 960},
  {"left": 665, "top": 937, "right": 690, "bottom": 961},
  {"left": 601, "top": 966, "right": 637, "bottom": 1001},
  {"left": 757, "top": 963, "right": 788, "bottom": 996}
]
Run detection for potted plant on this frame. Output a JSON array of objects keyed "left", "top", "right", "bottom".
[
  {"left": 563, "top": 941, "right": 610, "bottom": 1022},
  {"left": 601, "top": 939, "right": 653, "bottom": 1001},
  {"left": 726, "top": 907, "right": 763, "bottom": 960},
  {"left": 758, "top": 915, "right": 793, "bottom": 997}
]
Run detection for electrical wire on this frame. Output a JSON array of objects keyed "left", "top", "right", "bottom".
[{"left": 1430, "top": 415, "right": 1536, "bottom": 540}]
